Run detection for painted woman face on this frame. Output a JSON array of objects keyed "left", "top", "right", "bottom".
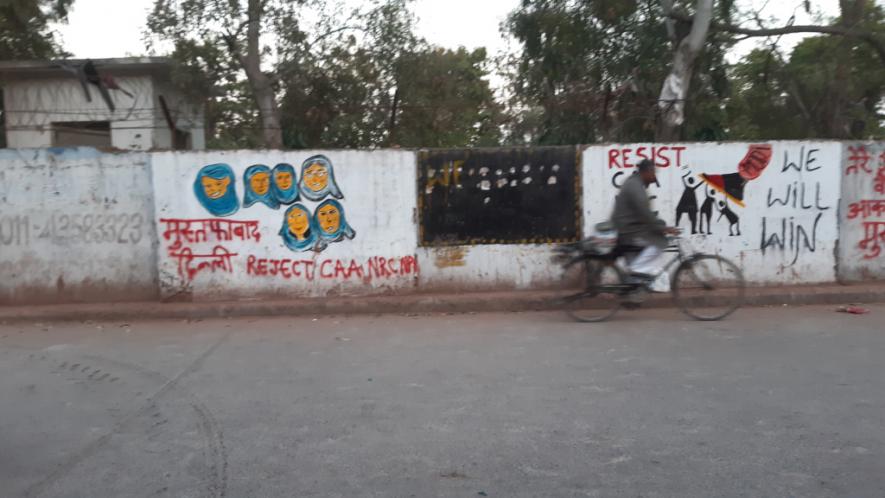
[
  {"left": 275, "top": 170, "right": 293, "bottom": 191},
  {"left": 201, "top": 176, "right": 230, "bottom": 199},
  {"left": 243, "top": 164, "right": 278, "bottom": 209},
  {"left": 250, "top": 172, "right": 271, "bottom": 196},
  {"left": 287, "top": 207, "right": 310, "bottom": 239},
  {"left": 194, "top": 163, "right": 239, "bottom": 217},
  {"left": 317, "top": 202, "right": 341, "bottom": 234},
  {"left": 303, "top": 162, "right": 329, "bottom": 193}
]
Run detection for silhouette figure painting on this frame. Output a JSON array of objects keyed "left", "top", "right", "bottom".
[
  {"left": 717, "top": 200, "right": 740, "bottom": 236},
  {"left": 675, "top": 171, "right": 703, "bottom": 234},
  {"left": 699, "top": 187, "right": 715, "bottom": 235}
]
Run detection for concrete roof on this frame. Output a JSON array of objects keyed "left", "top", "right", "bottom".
[{"left": 0, "top": 57, "right": 174, "bottom": 81}]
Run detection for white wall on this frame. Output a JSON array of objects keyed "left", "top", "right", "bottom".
[
  {"left": 417, "top": 245, "right": 564, "bottom": 292},
  {"left": 838, "top": 142, "right": 885, "bottom": 281},
  {"left": 0, "top": 148, "right": 158, "bottom": 304},
  {"left": 583, "top": 142, "right": 842, "bottom": 284},
  {"left": 151, "top": 150, "right": 418, "bottom": 300},
  {"left": 4, "top": 76, "right": 156, "bottom": 150}
]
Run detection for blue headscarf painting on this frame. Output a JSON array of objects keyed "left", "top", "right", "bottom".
[
  {"left": 243, "top": 164, "right": 279, "bottom": 209},
  {"left": 194, "top": 163, "right": 239, "bottom": 217},
  {"left": 315, "top": 199, "right": 356, "bottom": 246},
  {"left": 298, "top": 155, "right": 344, "bottom": 201},
  {"left": 271, "top": 163, "right": 299, "bottom": 205},
  {"left": 280, "top": 204, "right": 320, "bottom": 252}
]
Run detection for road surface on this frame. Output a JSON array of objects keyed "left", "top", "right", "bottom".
[{"left": 1, "top": 304, "right": 883, "bottom": 497}]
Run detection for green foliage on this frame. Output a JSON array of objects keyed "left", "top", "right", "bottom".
[
  {"left": 0, "top": 0, "right": 73, "bottom": 59},
  {"left": 726, "top": 4, "right": 885, "bottom": 140},
  {"left": 1, "top": 0, "right": 74, "bottom": 148},
  {"left": 501, "top": 0, "right": 736, "bottom": 144}
]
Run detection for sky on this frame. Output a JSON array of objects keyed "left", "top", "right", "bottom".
[{"left": 53, "top": 0, "right": 841, "bottom": 66}]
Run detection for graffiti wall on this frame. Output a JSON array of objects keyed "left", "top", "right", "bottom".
[
  {"left": 151, "top": 150, "right": 418, "bottom": 300},
  {"left": 839, "top": 142, "right": 885, "bottom": 281},
  {"left": 416, "top": 147, "right": 578, "bottom": 291},
  {"left": 418, "top": 147, "right": 580, "bottom": 245},
  {"left": 0, "top": 148, "right": 158, "bottom": 304},
  {"left": 583, "top": 142, "right": 842, "bottom": 284}
]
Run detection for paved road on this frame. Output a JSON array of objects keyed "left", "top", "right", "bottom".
[{"left": 1, "top": 304, "right": 883, "bottom": 497}]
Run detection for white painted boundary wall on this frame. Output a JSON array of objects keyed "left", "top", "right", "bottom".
[
  {"left": 0, "top": 142, "right": 882, "bottom": 305},
  {"left": 583, "top": 142, "right": 842, "bottom": 284},
  {"left": 839, "top": 142, "right": 885, "bottom": 281},
  {"left": 151, "top": 150, "right": 418, "bottom": 300},
  {"left": 0, "top": 148, "right": 158, "bottom": 304}
]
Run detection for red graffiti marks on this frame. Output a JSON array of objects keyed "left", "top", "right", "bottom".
[
  {"left": 607, "top": 146, "right": 686, "bottom": 169},
  {"left": 859, "top": 221, "right": 885, "bottom": 259},
  {"left": 844, "top": 147, "right": 885, "bottom": 259},
  {"left": 850, "top": 200, "right": 885, "bottom": 259},
  {"left": 247, "top": 255, "right": 420, "bottom": 282},
  {"left": 170, "top": 245, "right": 238, "bottom": 281},
  {"left": 160, "top": 218, "right": 262, "bottom": 281},
  {"left": 738, "top": 144, "right": 773, "bottom": 181},
  {"left": 876, "top": 154, "right": 885, "bottom": 194},
  {"left": 846, "top": 146, "right": 872, "bottom": 175},
  {"left": 160, "top": 218, "right": 261, "bottom": 251}
]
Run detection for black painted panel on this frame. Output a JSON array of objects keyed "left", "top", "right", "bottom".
[{"left": 418, "top": 147, "right": 579, "bottom": 246}]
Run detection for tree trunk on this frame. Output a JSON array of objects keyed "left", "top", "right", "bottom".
[
  {"left": 242, "top": 0, "right": 283, "bottom": 149},
  {"left": 656, "top": 0, "right": 714, "bottom": 141},
  {"left": 825, "top": 0, "right": 866, "bottom": 138}
]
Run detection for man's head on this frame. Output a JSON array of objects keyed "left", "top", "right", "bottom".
[{"left": 637, "top": 159, "right": 657, "bottom": 185}]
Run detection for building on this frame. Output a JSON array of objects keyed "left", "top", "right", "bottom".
[{"left": 0, "top": 57, "right": 205, "bottom": 150}]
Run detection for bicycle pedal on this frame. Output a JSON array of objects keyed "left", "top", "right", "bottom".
[{"left": 623, "top": 302, "right": 642, "bottom": 310}]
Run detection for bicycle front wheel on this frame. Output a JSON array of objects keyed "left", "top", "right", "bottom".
[
  {"left": 560, "top": 260, "right": 623, "bottom": 323},
  {"left": 672, "top": 254, "right": 745, "bottom": 321}
]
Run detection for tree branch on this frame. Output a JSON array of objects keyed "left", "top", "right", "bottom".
[{"left": 669, "top": 12, "right": 885, "bottom": 64}]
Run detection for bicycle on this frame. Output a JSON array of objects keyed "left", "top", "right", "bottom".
[{"left": 552, "top": 232, "right": 745, "bottom": 322}]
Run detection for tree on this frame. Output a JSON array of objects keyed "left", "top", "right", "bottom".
[
  {"left": 657, "top": 0, "right": 714, "bottom": 140},
  {"left": 148, "top": 0, "right": 308, "bottom": 148},
  {"left": 672, "top": 0, "right": 885, "bottom": 139},
  {"left": 0, "top": 0, "right": 73, "bottom": 59},
  {"left": 278, "top": 2, "right": 501, "bottom": 148},
  {"left": 726, "top": 34, "right": 885, "bottom": 139},
  {"left": 502, "top": 0, "right": 734, "bottom": 144},
  {"left": 1, "top": 0, "right": 75, "bottom": 148},
  {"left": 392, "top": 47, "right": 503, "bottom": 147}
]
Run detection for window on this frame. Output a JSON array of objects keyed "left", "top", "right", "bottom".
[{"left": 52, "top": 121, "right": 111, "bottom": 147}]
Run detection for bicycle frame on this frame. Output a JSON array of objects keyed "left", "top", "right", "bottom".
[{"left": 568, "top": 236, "right": 698, "bottom": 294}]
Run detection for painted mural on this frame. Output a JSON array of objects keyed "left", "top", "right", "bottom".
[
  {"left": 191, "top": 155, "right": 355, "bottom": 254},
  {"left": 243, "top": 164, "right": 279, "bottom": 209},
  {"left": 418, "top": 147, "right": 579, "bottom": 245},
  {"left": 584, "top": 142, "right": 842, "bottom": 284},
  {"left": 194, "top": 164, "right": 239, "bottom": 217},
  {"left": 152, "top": 150, "right": 418, "bottom": 299}
]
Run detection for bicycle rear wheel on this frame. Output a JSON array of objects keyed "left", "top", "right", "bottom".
[
  {"left": 560, "top": 260, "right": 623, "bottom": 322},
  {"left": 672, "top": 254, "right": 745, "bottom": 321}
]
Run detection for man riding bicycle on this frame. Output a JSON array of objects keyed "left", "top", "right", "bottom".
[{"left": 612, "top": 159, "right": 679, "bottom": 287}]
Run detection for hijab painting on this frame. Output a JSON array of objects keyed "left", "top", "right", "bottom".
[
  {"left": 243, "top": 164, "right": 279, "bottom": 209},
  {"left": 298, "top": 155, "right": 343, "bottom": 201},
  {"left": 315, "top": 199, "right": 356, "bottom": 244},
  {"left": 280, "top": 204, "right": 320, "bottom": 252},
  {"left": 271, "top": 163, "right": 299, "bottom": 204},
  {"left": 194, "top": 163, "right": 239, "bottom": 217}
]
